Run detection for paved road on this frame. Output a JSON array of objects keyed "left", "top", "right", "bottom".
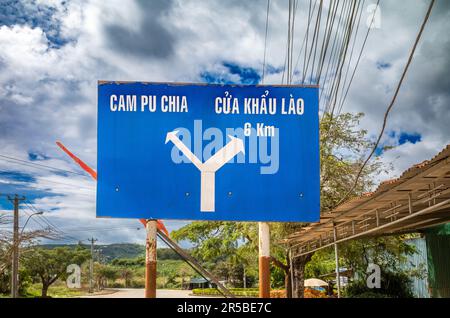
[{"left": 81, "top": 288, "right": 222, "bottom": 298}]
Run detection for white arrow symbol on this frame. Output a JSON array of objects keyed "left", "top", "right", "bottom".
[
  {"left": 165, "top": 130, "right": 245, "bottom": 212},
  {"left": 165, "top": 130, "right": 203, "bottom": 170},
  {"left": 203, "top": 135, "right": 245, "bottom": 172}
]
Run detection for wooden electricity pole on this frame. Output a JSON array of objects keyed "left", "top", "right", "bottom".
[
  {"left": 88, "top": 237, "right": 97, "bottom": 293},
  {"left": 258, "top": 222, "right": 270, "bottom": 298},
  {"left": 145, "top": 220, "right": 157, "bottom": 298},
  {"left": 8, "top": 194, "right": 25, "bottom": 298}
]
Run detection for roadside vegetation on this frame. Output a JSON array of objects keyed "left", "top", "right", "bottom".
[{"left": 0, "top": 244, "right": 198, "bottom": 297}]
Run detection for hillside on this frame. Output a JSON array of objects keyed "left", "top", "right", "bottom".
[{"left": 39, "top": 243, "right": 182, "bottom": 262}]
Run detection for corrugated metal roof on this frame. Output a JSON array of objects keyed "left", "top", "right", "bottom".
[{"left": 287, "top": 144, "right": 450, "bottom": 256}]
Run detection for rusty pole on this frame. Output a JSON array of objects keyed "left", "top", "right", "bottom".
[
  {"left": 258, "top": 222, "right": 270, "bottom": 298},
  {"left": 145, "top": 219, "right": 157, "bottom": 298}
]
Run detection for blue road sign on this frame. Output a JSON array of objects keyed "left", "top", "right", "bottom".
[{"left": 97, "top": 82, "right": 319, "bottom": 222}]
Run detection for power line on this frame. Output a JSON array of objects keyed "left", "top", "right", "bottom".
[
  {"left": 325, "top": 0, "right": 360, "bottom": 117},
  {"left": 21, "top": 205, "right": 49, "bottom": 230},
  {"left": 303, "top": 0, "right": 323, "bottom": 84},
  {"left": 301, "top": 0, "right": 315, "bottom": 83},
  {"left": 282, "top": 0, "right": 301, "bottom": 84},
  {"left": 58, "top": 226, "right": 141, "bottom": 233},
  {"left": 261, "top": 0, "right": 271, "bottom": 84},
  {"left": 334, "top": 0, "right": 366, "bottom": 110},
  {"left": 286, "top": 0, "right": 294, "bottom": 84},
  {"left": 24, "top": 201, "right": 66, "bottom": 235},
  {"left": 27, "top": 177, "right": 95, "bottom": 191},
  {"left": 318, "top": 0, "right": 350, "bottom": 110},
  {"left": 0, "top": 171, "right": 95, "bottom": 191},
  {"left": 0, "top": 154, "right": 88, "bottom": 177},
  {"left": 4, "top": 195, "right": 84, "bottom": 243},
  {"left": 336, "top": 0, "right": 379, "bottom": 116},
  {"left": 22, "top": 200, "right": 141, "bottom": 241},
  {"left": 335, "top": 0, "right": 436, "bottom": 208},
  {"left": 315, "top": 0, "right": 339, "bottom": 84}
]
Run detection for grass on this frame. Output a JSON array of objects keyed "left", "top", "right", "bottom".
[{"left": 24, "top": 282, "right": 88, "bottom": 298}]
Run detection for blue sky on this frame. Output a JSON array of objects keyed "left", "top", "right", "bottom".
[
  {"left": 0, "top": 0, "right": 449, "bottom": 244},
  {"left": 375, "top": 131, "right": 422, "bottom": 156},
  {"left": 200, "top": 62, "right": 261, "bottom": 85}
]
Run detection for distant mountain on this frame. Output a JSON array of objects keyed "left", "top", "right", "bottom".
[
  {"left": 39, "top": 243, "right": 182, "bottom": 262},
  {"left": 40, "top": 243, "right": 145, "bottom": 260},
  {"left": 98, "top": 243, "right": 146, "bottom": 261}
]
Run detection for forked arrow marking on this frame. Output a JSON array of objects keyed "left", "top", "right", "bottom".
[
  {"left": 203, "top": 135, "right": 245, "bottom": 172},
  {"left": 165, "top": 130, "right": 245, "bottom": 212},
  {"left": 165, "top": 130, "right": 203, "bottom": 170}
]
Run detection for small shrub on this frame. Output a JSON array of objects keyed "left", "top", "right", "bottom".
[
  {"left": 270, "top": 290, "right": 286, "bottom": 298},
  {"left": 192, "top": 288, "right": 285, "bottom": 298},
  {"left": 110, "top": 282, "right": 125, "bottom": 288},
  {"left": 304, "top": 288, "right": 328, "bottom": 298},
  {"left": 346, "top": 270, "right": 413, "bottom": 298},
  {"left": 129, "top": 279, "right": 145, "bottom": 288}
]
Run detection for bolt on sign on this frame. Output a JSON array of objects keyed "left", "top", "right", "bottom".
[{"left": 97, "top": 81, "right": 319, "bottom": 222}]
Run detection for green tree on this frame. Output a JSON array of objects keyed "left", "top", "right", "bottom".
[
  {"left": 119, "top": 267, "right": 133, "bottom": 288},
  {"left": 94, "top": 263, "right": 118, "bottom": 289},
  {"left": 178, "top": 265, "right": 193, "bottom": 289},
  {"left": 339, "top": 236, "right": 416, "bottom": 276},
  {"left": 172, "top": 222, "right": 257, "bottom": 287},
  {"left": 338, "top": 235, "right": 423, "bottom": 298},
  {"left": 0, "top": 213, "right": 56, "bottom": 295},
  {"left": 319, "top": 112, "right": 384, "bottom": 211},
  {"left": 304, "top": 248, "right": 336, "bottom": 279},
  {"left": 22, "top": 246, "right": 90, "bottom": 297},
  {"left": 111, "top": 256, "right": 145, "bottom": 267}
]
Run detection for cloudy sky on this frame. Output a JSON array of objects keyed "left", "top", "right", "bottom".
[{"left": 0, "top": 0, "right": 449, "bottom": 245}]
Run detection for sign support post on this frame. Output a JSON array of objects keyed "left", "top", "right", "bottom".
[
  {"left": 145, "top": 220, "right": 157, "bottom": 298},
  {"left": 258, "top": 222, "right": 270, "bottom": 298}
]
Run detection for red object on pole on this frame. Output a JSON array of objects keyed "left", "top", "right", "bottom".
[
  {"left": 139, "top": 219, "right": 169, "bottom": 236},
  {"left": 56, "top": 141, "right": 97, "bottom": 180},
  {"left": 55, "top": 141, "right": 169, "bottom": 236}
]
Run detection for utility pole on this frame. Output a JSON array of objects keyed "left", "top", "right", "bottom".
[
  {"left": 289, "top": 248, "right": 296, "bottom": 298},
  {"left": 258, "top": 222, "right": 270, "bottom": 298},
  {"left": 145, "top": 220, "right": 157, "bottom": 298},
  {"left": 333, "top": 225, "right": 341, "bottom": 298},
  {"left": 88, "top": 237, "right": 97, "bottom": 293},
  {"left": 243, "top": 266, "right": 246, "bottom": 289},
  {"left": 8, "top": 194, "right": 25, "bottom": 298}
]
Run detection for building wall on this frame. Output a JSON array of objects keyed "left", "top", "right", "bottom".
[
  {"left": 425, "top": 223, "right": 450, "bottom": 298},
  {"left": 404, "top": 238, "right": 430, "bottom": 298}
]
